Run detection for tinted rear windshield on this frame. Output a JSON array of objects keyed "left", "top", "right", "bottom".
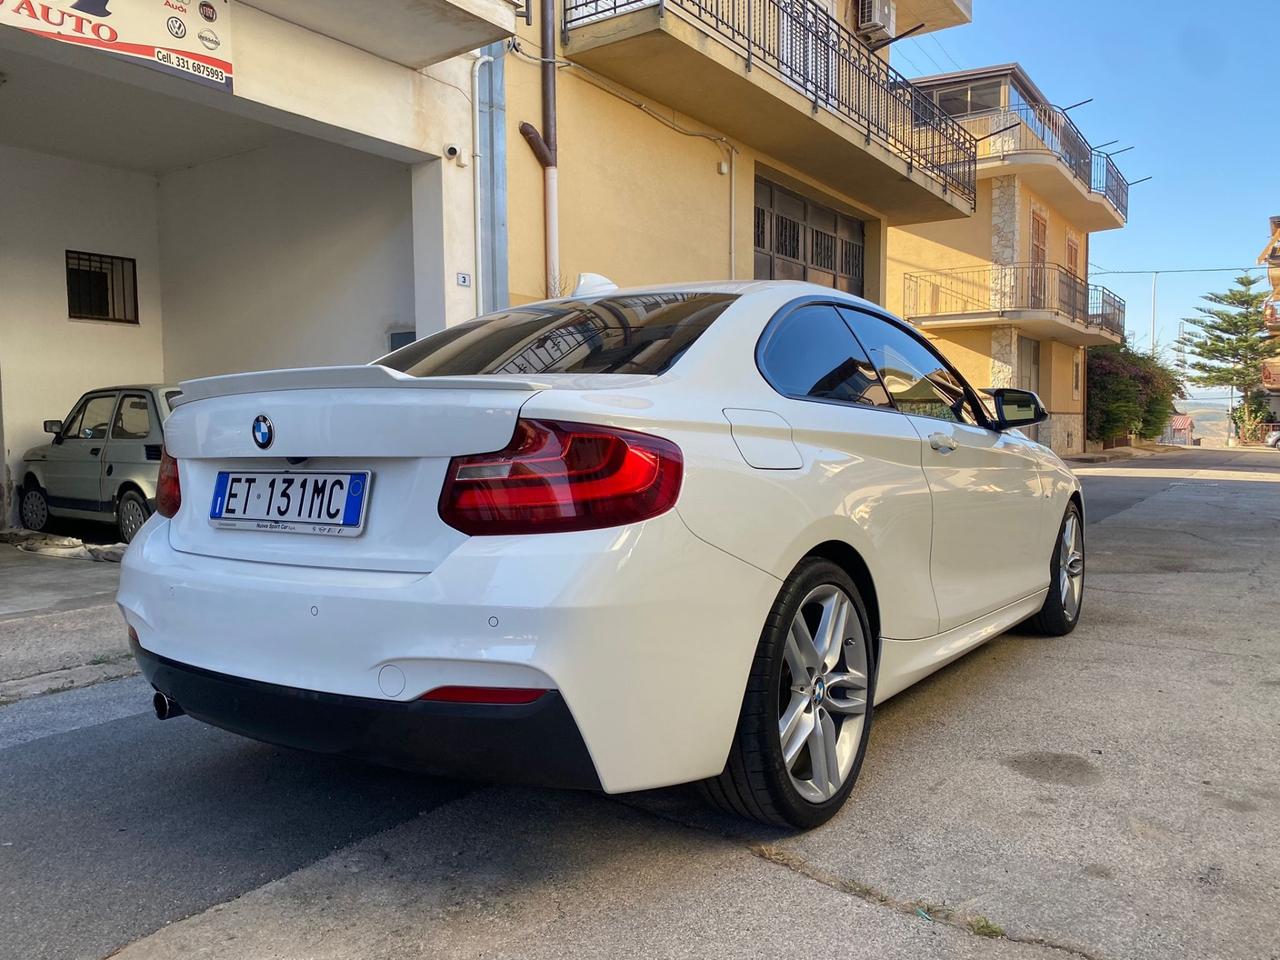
[{"left": 377, "top": 293, "right": 737, "bottom": 377}]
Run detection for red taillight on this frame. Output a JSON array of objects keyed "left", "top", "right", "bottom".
[
  {"left": 419, "top": 685, "right": 548, "bottom": 705},
  {"left": 156, "top": 449, "right": 181, "bottom": 518},
  {"left": 439, "top": 418, "right": 682, "bottom": 535}
]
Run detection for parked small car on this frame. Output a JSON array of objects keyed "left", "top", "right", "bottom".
[
  {"left": 19, "top": 385, "right": 181, "bottom": 542},
  {"left": 1266, "top": 428, "right": 1280, "bottom": 448}
]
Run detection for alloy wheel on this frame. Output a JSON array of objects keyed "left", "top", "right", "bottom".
[
  {"left": 779, "top": 584, "right": 869, "bottom": 804},
  {"left": 1059, "top": 512, "right": 1084, "bottom": 620},
  {"left": 20, "top": 490, "right": 48, "bottom": 531}
]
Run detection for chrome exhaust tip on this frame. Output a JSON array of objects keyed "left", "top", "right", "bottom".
[{"left": 152, "top": 690, "right": 184, "bottom": 720}]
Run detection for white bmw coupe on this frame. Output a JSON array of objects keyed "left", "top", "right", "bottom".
[{"left": 118, "top": 281, "right": 1084, "bottom": 828}]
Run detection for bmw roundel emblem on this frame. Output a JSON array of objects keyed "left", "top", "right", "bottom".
[{"left": 252, "top": 415, "right": 274, "bottom": 450}]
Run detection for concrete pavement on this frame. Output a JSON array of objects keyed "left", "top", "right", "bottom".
[
  {"left": 0, "top": 543, "right": 130, "bottom": 703},
  {"left": 3, "top": 447, "right": 1278, "bottom": 959}
]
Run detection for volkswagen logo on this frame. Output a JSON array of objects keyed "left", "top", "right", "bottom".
[{"left": 252, "top": 415, "right": 274, "bottom": 450}]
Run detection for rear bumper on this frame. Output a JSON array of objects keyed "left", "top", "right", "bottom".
[
  {"left": 117, "top": 512, "right": 781, "bottom": 793},
  {"left": 134, "top": 638, "right": 601, "bottom": 789}
]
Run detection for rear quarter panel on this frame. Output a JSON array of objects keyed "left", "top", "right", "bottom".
[{"left": 516, "top": 288, "right": 941, "bottom": 641}]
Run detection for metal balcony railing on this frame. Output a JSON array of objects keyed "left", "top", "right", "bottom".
[
  {"left": 954, "top": 103, "right": 1128, "bottom": 220},
  {"left": 903, "top": 262, "right": 1126, "bottom": 337},
  {"left": 563, "top": 0, "right": 978, "bottom": 205},
  {"left": 1087, "top": 284, "right": 1126, "bottom": 338}
]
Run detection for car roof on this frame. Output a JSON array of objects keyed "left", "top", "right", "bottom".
[
  {"left": 84, "top": 384, "right": 180, "bottom": 393},
  {"left": 528, "top": 280, "right": 885, "bottom": 314}
]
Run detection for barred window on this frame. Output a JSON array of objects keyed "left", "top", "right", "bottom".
[
  {"left": 66, "top": 250, "right": 138, "bottom": 324},
  {"left": 811, "top": 229, "right": 836, "bottom": 272},
  {"left": 774, "top": 214, "right": 802, "bottom": 260}
]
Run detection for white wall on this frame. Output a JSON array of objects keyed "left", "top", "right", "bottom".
[
  {"left": 0, "top": 144, "right": 165, "bottom": 506},
  {"left": 158, "top": 138, "right": 416, "bottom": 380}
]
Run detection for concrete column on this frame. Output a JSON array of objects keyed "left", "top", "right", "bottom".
[
  {"left": 864, "top": 216, "right": 888, "bottom": 307},
  {"left": 411, "top": 159, "right": 447, "bottom": 339}
]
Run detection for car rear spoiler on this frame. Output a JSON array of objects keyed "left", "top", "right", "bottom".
[{"left": 173, "top": 365, "right": 550, "bottom": 406}]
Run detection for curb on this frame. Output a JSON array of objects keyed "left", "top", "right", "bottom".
[{"left": 0, "top": 659, "right": 139, "bottom": 705}]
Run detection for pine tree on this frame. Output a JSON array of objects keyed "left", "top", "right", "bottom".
[{"left": 1178, "top": 274, "right": 1278, "bottom": 437}]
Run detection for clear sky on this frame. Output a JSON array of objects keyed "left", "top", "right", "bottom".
[{"left": 891, "top": 0, "right": 1275, "bottom": 400}]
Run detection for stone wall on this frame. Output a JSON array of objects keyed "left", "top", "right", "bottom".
[
  {"left": 1040, "top": 413, "right": 1085, "bottom": 456},
  {"left": 990, "top": 176, "right": 1020, "bottom": 265},
  {"left": 990, "top": 324, "right": 1016, "bottom": 388}
]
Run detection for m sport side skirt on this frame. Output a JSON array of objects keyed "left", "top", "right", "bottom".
[{"left": 875, "top": 591, "right": 1050, "bottom": 702}]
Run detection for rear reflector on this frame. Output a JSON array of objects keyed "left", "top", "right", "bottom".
[
  {"left": 419, "top": 685, "right": 548, "bottom": 705},
  {"left": 156, "top": 449, "right": 181, "bottom": 518},
  {"left": 438, "top": 418, "right": 682, "bottom": 535}
]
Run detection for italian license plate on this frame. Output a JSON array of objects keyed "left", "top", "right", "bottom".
[{"left": 209, "top": 471, "right": 371, "bottom": 536}]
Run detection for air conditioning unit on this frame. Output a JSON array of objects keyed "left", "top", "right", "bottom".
[{"left": 857, "top": 0, "right": 896, "bottom": 42}]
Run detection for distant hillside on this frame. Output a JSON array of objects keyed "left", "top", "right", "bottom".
[{"left": 1176, "top": 403, "right": 1228, "bottom": 441}]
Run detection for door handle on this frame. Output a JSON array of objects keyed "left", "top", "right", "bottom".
[
  {"left": 928, "top": 432, "right": 958, "bottom": 453},
  {"left": 106, "top": 464, "right": 114, "bottom": 477},
  {"left": 89, "top": 447, "right": 101, "bottom": 456}
]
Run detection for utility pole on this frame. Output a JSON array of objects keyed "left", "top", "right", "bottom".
[{"left": 1150, "top": 271, "right": 1159, "bottom": 356}]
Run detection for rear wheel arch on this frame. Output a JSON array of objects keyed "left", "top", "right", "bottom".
[
  {"left": 113, "top": 480, "right": 148, "bottom": 508},
  {"left": 115, "top": 484, "right": 152, "bottom": 543},
  {"left": 702, "top": 551, "right": 878, "bottom": 827},
  {"left": 804, "top": 540, "right": 881, "bottom": 669}
]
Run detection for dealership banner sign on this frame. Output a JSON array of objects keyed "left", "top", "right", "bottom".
[{"left": 0, "top": 0, "right": 234, "bottom": 92}]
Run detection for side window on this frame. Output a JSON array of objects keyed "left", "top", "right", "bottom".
[
  {"left": 60, "top": 398, "right": 88, "bottom": 440},
  {"left": 760, "top": 305, "right": 890, "bottom": 408},
  {"left": 111, "top": 394, "right": 153, "bottom": 440},
  {"left": 840, "top": 310, "right": 983, "bottom": 426},
  {"left": 74, "top": 395, "right": 118, "bottom": 441}
]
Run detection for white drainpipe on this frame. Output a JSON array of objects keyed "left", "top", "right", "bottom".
[
  {"left": 544, "top": 165, "right": 559, "bottom": 296},
  {"left": 471, "top": 53, "right": 493, "bottom": 316}
]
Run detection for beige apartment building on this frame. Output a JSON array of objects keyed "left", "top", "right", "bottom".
[
  {"left": 504, "top": 0, "right": 979, "bottom": 305},
  {"left": 886, "top": 64, "right": 1130, "bottom": 455}
]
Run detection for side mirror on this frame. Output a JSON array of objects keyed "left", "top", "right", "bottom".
[
  {"left": 43, "top": 419, "right": 63, "bottom": 436},
  {"left": 984, "top": 388, "right": 1048, "bottom": 431}
]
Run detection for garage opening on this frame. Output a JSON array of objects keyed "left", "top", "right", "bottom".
[
  {"left": 753, "top": 178, "right": 866, "bottom": 297},
  {"left": 0, "top": 44, "right": 420, "bottom": 527}
]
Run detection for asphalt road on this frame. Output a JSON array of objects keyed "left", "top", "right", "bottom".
[
  {"left": 2, "top": 446, "right": 1277, "bottom": 960},
  {"left": 0, "top": 678, "right": 471, "bottom": 960}
]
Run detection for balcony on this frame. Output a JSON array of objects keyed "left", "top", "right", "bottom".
[
  {"left": 562, "top": 0, "right": 978, "bottom": 224},
  {"left": 243, "top": 0, "right": 516, "bottom": 68},
  {"left": 955, "top": 103, "right": 1128, "bottom": 231},
  {"left": 903, "top": 262, "right": 1126, "bottom": 346},
  {"left": 894, "top": 0, "right": 973, "bottom": 34}
]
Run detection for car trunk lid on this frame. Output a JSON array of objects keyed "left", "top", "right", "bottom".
[{"left": 164, "top": 366, "right": 545, "bottom": 573}]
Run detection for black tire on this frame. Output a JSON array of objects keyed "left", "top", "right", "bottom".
[
  {"left": 700, "top": 558, "right": 876, "bottom": 829},
  {"left": 1029, "top": 501, "right": 1084, "bottom": 636},
  {"left": 19, "top": 483, "right": 51, "bottom": 533},
  {"left": 116, "top": 490, "right": 151, "bottom": 544}
]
